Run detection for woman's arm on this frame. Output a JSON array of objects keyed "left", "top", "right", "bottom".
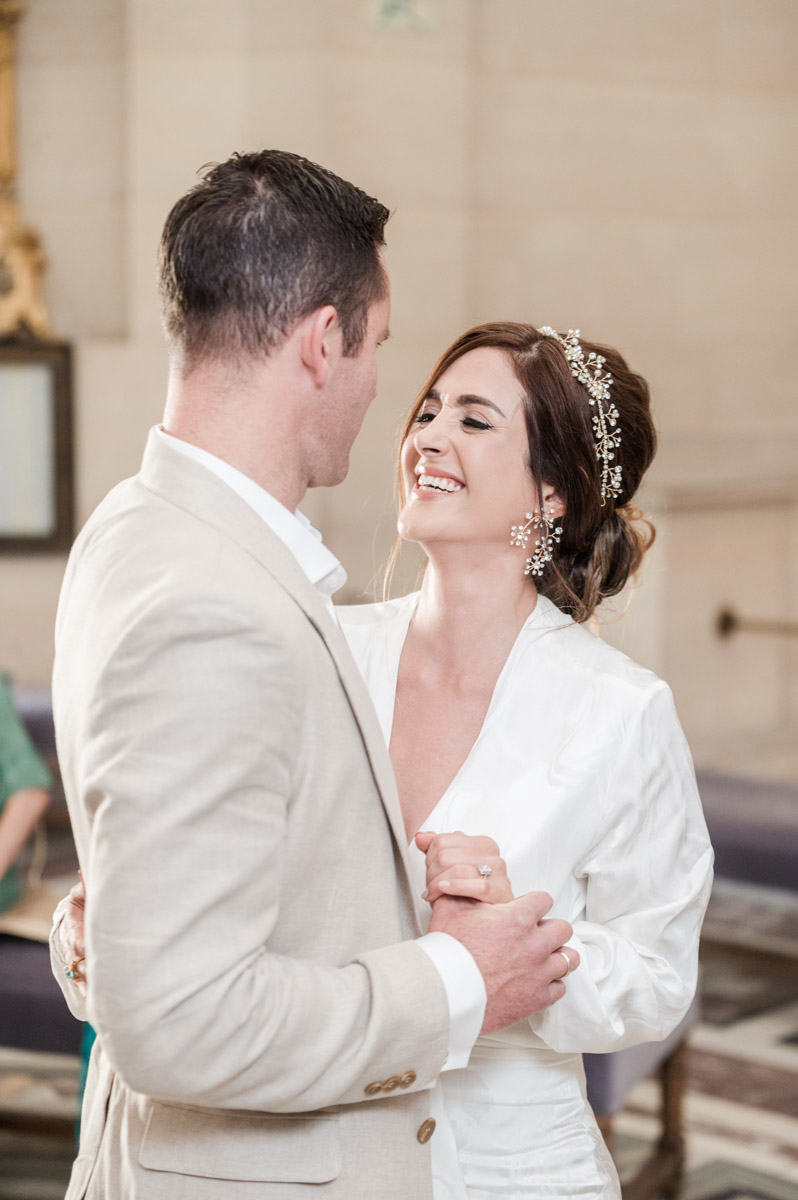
[
  {"left": 0, "top": 787, "right": 50, "bottom": 878},
  {"left": 528, "top": 682, "right": 713, "bottom": 1053}
]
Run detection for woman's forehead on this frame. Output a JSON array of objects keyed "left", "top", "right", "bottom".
[{"left": 433, "top": 347, "right": 526, "bottom": 417}]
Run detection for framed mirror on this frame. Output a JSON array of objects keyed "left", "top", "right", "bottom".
[{"left": 0, "top": 339, "right": 74, "bottom": 553}]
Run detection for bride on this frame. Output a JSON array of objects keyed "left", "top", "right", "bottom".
[
  {"left": 54, "top": 321, "right": 712, "bottom": 1200},
  {"left": 337, "top": 321, "right": 713, "bottom": 1198}
]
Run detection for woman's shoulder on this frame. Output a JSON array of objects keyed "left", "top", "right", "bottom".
[{"left": 525, "top": 594, "right": 669, "bottom": 704}]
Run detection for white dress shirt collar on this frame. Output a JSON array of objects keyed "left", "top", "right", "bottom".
[{"left": 155, "top": 427, "right": 347, "bottom": 603}]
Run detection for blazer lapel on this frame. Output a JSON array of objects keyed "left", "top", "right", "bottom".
[{"left": 138, "top": 431, "right": 414, "bottom": 891}]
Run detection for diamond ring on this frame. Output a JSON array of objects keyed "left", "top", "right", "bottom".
[{"left": 477, "top": 865, "right": 493, "bottom": 878}]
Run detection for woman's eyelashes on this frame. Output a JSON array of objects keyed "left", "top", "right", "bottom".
[{"left": 413, "top": 410, "right": 493, "bottom": 431}]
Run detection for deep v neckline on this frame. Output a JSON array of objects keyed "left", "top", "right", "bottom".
[{"left": 385, "top": 592, "right": 546, "bottom": 846}]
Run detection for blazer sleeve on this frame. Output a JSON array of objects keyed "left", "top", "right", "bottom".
[
  {"left": 528, "top": 682, "right": 714, "bottom": 1053},
  {"left": 73, "top": 588, "right": 450, "bottom": 1112}
]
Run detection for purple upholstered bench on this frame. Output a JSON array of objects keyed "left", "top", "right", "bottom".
[
  {"left": 0, "top": 934, "right": 82, "bottom": 1056},
  {"left": 696, "top": 769, "right": 798, "bottom": 892}
]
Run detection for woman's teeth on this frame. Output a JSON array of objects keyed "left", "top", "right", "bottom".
[{"left": 417, "top": 474, "right": 463, "bottom": 493}]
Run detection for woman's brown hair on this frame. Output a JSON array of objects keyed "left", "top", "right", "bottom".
[{"left": 393, "top": 322, "right": 657, "bottom": 624}]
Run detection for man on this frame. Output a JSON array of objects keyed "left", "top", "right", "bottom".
[{"left": 51, "top": 150, "right": 577, "bottom": 1198}]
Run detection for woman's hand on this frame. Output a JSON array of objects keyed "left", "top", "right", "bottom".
[
  {"left": 416, "top": 830, "right": 515, "bottom": 904},
  {"left": 56, "top": 875, "right": 88, "bottom": 998}
]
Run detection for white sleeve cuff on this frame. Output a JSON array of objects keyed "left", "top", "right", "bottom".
[{"left": 416, "top": 931, "right": 486, "bottom": 1071}]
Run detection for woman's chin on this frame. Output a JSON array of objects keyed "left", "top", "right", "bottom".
[
  {"left": 396, "top": 514, "right": 420, "bottom": 544},
  {"left": 397, "top": 502, "right": 441, "bottom": 544}
]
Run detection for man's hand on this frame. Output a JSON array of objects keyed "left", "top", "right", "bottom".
[
  {"left": 416, "top": 830, "right": 514, "bottom": 904},
  {"left": 428, "top": 890, "right": 579, "bottom": 1034},
  {"left": 56, "top": 875, "right": 88, "bottom": 999}
]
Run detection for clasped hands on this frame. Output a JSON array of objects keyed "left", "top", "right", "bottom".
[
  {"left": 415, "top": 830, "right": 580, "bottom": 1032},
  {"left": 57, "top": 832, "right": 578, "bottom": 1033}
]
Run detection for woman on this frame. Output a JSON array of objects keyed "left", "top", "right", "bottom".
[
  {"left": 337, "top": 322, "right": 712, "bottom": 1198},
  {"left": 57, "top": 322, "right": 712, "bottom": 1199}
]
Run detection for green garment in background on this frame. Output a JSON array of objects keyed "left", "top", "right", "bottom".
[{"left": 0, "top": 673, "right": 53, "bottom": 913}]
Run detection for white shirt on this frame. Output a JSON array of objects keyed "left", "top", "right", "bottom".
[{"left": 157, "top": 428, "right": 486, "bottom": 1069}]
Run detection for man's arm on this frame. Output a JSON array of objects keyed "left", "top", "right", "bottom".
[{"left": 72, "top": 593, "right": 453, "bottom": 1112}]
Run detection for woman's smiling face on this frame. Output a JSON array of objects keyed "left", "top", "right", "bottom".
[{"left": 398, "top": 347, "right": 548, "bottom": 552}]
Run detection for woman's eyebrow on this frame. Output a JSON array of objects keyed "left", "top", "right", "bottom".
[{"left": 427, "top": 387, "right": 506, "bottom": 418}]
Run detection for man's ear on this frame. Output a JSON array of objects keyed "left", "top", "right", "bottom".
[{"left": 298, "top": 305, "right": 341, "bottom": 387}]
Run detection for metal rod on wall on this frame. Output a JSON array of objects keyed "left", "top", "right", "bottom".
[{"left": 716, "top": 609, "right": 798, "bottom": 639}]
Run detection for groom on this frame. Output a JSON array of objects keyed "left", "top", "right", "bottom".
[{"left": 52, "top": 150, "right": 576, "bottom": 1199}]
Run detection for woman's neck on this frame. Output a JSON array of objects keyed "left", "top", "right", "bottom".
[{"left": 410, "top": 545, "right": 539, "bottom": 684}]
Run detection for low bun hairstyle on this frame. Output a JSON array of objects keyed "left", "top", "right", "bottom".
[{"left": 396, "top": 322, "right": 657, "bottom": 624}]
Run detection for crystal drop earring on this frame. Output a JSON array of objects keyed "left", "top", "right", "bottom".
[{"left": 510, "top": 509, "right": 562, "bottom": 577}]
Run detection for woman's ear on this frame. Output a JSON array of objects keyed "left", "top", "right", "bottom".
[
  {"left": 541, "top": 482, "right": 566, "bottom": 521},
  {"left": 298, "top": 305, "right": 341, "bottom": 387}
]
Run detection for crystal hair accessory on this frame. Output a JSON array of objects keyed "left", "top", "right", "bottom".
[
  {"left": 539, "top": 327, "right": 622, "bottom": 505},
  {"left": 510, "top": 509, "right": 563, "bottom": 578}
]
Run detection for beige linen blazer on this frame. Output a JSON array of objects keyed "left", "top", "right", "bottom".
[{"left": 53, "top": 430, "right": 450, "bottom": 1199}]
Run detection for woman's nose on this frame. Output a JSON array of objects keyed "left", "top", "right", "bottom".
[{"left": 413, "top": 417, "right": 446, "bottom": 455}]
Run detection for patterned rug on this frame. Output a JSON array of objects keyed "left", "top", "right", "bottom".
[
  {"left": 1, "top": 878, "right": 797, "bottom": 1200},
  {"left": 613, "top": 878, "right": 798, "bottom": 1199}
]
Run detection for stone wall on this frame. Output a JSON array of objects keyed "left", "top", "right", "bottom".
[{"left": 2, "top": 0, "right": 796, "bottom": 766}]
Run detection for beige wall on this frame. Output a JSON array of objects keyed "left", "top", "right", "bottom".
[{"left": 2, "top": 0, "right": 797, "bottom": 770}]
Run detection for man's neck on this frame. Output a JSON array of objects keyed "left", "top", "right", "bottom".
[{"left": 163, "top": 360, "right": 309, "bottom": 511}]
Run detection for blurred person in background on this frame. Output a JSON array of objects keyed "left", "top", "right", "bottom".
[{"left": 0, "top": 672, "right": 52, "bottom": 914}]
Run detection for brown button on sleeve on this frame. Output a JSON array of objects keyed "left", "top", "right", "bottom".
[
  {"left": 382, "top": 1076, "right": 401, "bottom": 1092},
  {"left": 399, "top": 1071, "right": 417, "bottom": 1088},
  {"left": 364, "top": 1081, "right": 383, "bottom": 1096},
  {"left": 417, "top": 1118, "right": 436, "bottom": 1144}
]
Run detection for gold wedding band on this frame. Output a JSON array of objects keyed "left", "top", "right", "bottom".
[{"left": 556, "top": 949, "right": 573, "bottom": 979}]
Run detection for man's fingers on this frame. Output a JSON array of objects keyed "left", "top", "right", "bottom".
[
  {"left": 537, "top": 917, "right": 574, "bottom": 952},
  {"left": 553, "top": 944, "right": 580, "bottom": 976},
  {"left": 512, "top": 889, "right": 555, "bottom": 924},
  {"left": 547, "top": 979, "right": 567, "bottom": 1005}
]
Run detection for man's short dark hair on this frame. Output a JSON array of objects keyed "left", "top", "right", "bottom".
[{"left": 158, "top": 150, "right": 390, "bottom": 371}]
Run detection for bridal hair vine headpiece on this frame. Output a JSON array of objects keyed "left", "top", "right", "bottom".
[{"left": 539, "top": 327, "right": 622, "bottom": 505}]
